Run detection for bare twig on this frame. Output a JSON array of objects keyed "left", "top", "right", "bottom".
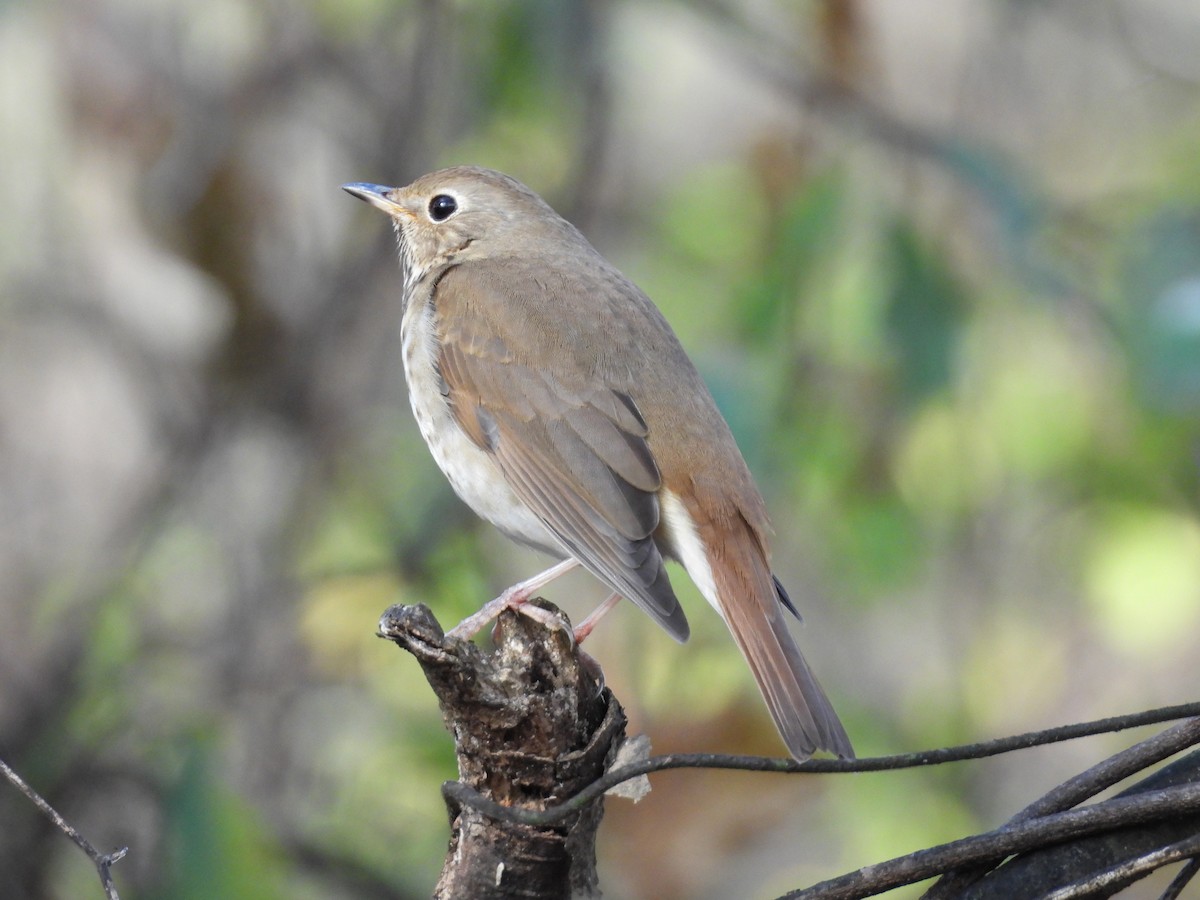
[
  {"left": 1161, "top": 856, "right": 1200, "bottom": 900},
  {"left": 926, "top": 717, "right": 1200, "bottom": 897},
  {"left": 444, "top": 703, "right": 1200, "bottom": 828},
  {"left": 1017, "top": 717, "right": 1200, "bottom": 825},
  {"left": 1042, "top": 832, "right": 1200, "bottom": 900},
  {"left": 948, "top": 751, "right": 1200, "bottom": 900},
  {"left": 433, "top": 701, "right": 1200, "bottom": 898},
  {"left": 781, "top": 783, "right": 1200, "bottom": 900},
  {"left": 0, "top": 756, "right": 126, "bottom": 900}
]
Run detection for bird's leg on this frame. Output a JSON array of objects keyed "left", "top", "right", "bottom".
[
  {"left": 572, "top": 591, "right": 623, "bottom": 644},
  {"left": 445, "top": 558, "right": 580, "bottom": 641}
]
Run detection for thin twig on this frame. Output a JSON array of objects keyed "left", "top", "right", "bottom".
[
  {"left": 925, "top": 717, "right": 1200, "bottom": 898},
  {"left": 1019, "top": 718, "right": 1200, "bottom": 823},
  {"left": 1042, "top": 833, "right": 1200, "bottom": 900},
  {"left": 0, "top": 756, "right": 126, "bottom": 900},
  {"left": 1161, "top": 856, "right": 1200, "bottom": 900},
  {"left": 781, "top": 783, "right": 1200, "bottom": 900},
  {"left": 443, "top": 702, "right": 1200, "bottom": 827}
]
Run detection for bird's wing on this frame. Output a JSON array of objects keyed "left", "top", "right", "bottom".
[{"left": 432, "top": 261, "right": 690, "bottom": 641}]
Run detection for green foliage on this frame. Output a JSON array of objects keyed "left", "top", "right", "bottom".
[
  {"left": 883, "top": 220, "right": 968, "bottom": 404},
  {"left": 738, "top": 171, "right": 846, "bottom": 345},
  {"left": 1122, "top": 207, "right": 1200, "bottom": 414},
  {"left": 446, "top": 1, "right": 581, "bottom": 185},
  {"left": 156, "top": 744, "right": 286, "bottom": 900},
  {"left": 476, "top": 1, "right": 558, "bottom": 114},
  {"left": 1084, "top": 504, "right": 1200, "bottom": 655}
]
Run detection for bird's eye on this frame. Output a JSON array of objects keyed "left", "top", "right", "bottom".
[{"left": 428, "top": 194, "right": 458, "bottom": 222}]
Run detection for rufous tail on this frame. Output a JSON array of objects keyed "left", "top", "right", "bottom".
[{"left": 711, "top": 540, "right": 854, "bottom": 760}]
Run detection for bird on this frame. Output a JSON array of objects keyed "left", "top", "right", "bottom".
[{"left": 343, "top": 166, "right": 853, "bottom": 760}]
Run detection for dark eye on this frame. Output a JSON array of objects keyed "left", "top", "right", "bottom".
[{"left": 428, "top": 194, "right": 458, "bottom": 222}]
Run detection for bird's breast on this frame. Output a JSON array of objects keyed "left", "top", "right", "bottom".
[{"left": 401, "top": 291, "right": 562, "bottom": 557}]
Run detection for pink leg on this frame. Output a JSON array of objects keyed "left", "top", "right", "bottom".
[
  {"left": 445, "top": 558, "right": 580, "bottom": 641},
  {"left": 572, "top": 592, "right": 623, "bottom": 644}
]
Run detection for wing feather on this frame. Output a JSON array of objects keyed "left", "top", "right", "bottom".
[{"left": 434, "top": 262, "right": 689, "bottom": 640}]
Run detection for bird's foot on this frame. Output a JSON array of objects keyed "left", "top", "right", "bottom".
[
  {"left": 445, "top": 558, "right": 580, "bottom": 641},
  {"left": 572, "top": 591, "right": 623, "bottom": 644}
]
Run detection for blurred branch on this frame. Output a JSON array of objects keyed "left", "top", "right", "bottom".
[
  {"left": 562, "top": 0, "right": 616, "bottom": 231},
  {"left": 1109, "top": 0, "right": 1200, "bottom": 86},
  {"left": 696, "top": 0, "right": 996, "bottom": 163},
  {"left": 0, "top": 756, "right": 126, "bottom": 900},
  {"left": 698, "top": 0, "right": 1114, "bottom": 319}
]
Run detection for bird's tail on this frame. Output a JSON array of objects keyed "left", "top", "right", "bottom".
[{"left": 708, "top": 529, "right": 854, "bottom": 760}]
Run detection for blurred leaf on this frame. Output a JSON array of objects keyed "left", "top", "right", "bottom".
[
  {"left": 939, "top": 142, "right": 1067, "bottom": 296},
  {"left": 962, "top": 612, "right": 1068, "bottom": 732},
  {"left": 320, "top": 729, "right": 451, "bottom": 891},
  {"left": 157, "top": 742, "right": 286, "bottom": 900},
  {"left": 838, "top": 769, "right": 978, "bottom": 866},
  {"left": 738, "top": 171, "right": 846, "bottom": 344},
  {"left": 300, "top": 483, "right": 396, "bottom": 579},
  {"left": 445, "top": 2, "right": 581, "bottom": 185},
  {"left": 941, "top": 142, "right": 1038, "bottom": 244},
  {"left": 312, "top": 0, "right": 395, "bottom": 36},
  {"left": 1122, "top": 207, "right": 1200, "bottom": 413},
  {"left": 637, "top": 604, "right": 745, "bottom": 725},
  {"left": 974, "top": 308, "right": 1100, "bottom": 478},
  {"left": 661, "top": 165, "right": 764, "bottom": 269},
  {"left": 477, "top": 0, "right": 571, "bottom": 114},
  {"left": 884, "top": 221, "right": 968, "bottom": 404},
  {"left": 1084, "top": 505, "right": 1200, "bottom": 655},
  {"left": 301, "top": 571, "right": 404, "bottom": 676},
  {"left": 893, "top": 399, "right": 1001, "bottom": 519},
  {"left": 701, "top": 355, "right": 774, "bottom": 473},
  {"left": 426, "top": 529, "right": 491, "bottom": 623},
  {"left": 834, "top": 499, "right": 923, "bottom": 595}
]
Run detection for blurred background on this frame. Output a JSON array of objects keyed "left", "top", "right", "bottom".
[{"left": 1, "top": 0, "right": 1199, "bottom": 897}]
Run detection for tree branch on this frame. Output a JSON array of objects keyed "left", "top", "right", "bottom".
[
  {"left": 926, "top": 718, "right": 1200, "bottom": 897},
  {"left": 784, "top": 781, "right": 1200, "bottom": 900},
  {"left": 377, "top": 601, "right": 626, "bottom": 900},
  {"left": 1042, "top": 831, "right": 1200, "bottom": 900},
  {"left": 0, "top": 755, "right": 126, "bottom": 900},
  {"left": 953, "top": 750, "right": 1200, "bottom": 900},
  {"left": 377, "top": 592, "right": 1200, "bottom": 899},
  {"left": 444, "top": 703, "right": 1200, "bottom": 829}
]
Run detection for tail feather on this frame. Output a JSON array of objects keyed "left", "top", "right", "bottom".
[
  {"left": 711, "top": 543, "right": 854, "bottom": 760},
  {"left": 659, "top": 489, "right": 853, "bottom": 760}
]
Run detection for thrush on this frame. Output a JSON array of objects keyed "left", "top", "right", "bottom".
[{"left": 344, "top": 167, "right": 853, "bottom": 760}]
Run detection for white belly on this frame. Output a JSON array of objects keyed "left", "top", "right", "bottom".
[
  {"left": 402, "top": 296, "right": 562, "bottom": 556},
  {"left": 659, "top": 489, "right": 720, "bottom": 616}
]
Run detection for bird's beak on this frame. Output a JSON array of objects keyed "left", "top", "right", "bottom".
[{"left": 342, "top": 182, "right": 409, "bottom": 216}]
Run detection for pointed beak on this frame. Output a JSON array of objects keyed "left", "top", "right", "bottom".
[{"left": 342, "top": 182, "right": 408, "bottom": 216}]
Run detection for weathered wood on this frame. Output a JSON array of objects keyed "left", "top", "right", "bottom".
[{"left": 379, "top": 601, "right": 624, "bottom": 899}]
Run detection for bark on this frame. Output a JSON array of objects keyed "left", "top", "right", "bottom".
[
  {"left": 958, "top": 751, "right": 1200, "bottom": 899},
  {"left": 378, "top": 601, "right": 624, "bottom": 900}
]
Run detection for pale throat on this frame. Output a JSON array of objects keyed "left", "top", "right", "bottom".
[{"left": 393, "top": 221, "right": 426, "bottom": 299}]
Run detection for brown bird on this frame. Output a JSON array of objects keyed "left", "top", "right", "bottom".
[{"left": 344, "top": 167, "right": 853, "bottom": 760}]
